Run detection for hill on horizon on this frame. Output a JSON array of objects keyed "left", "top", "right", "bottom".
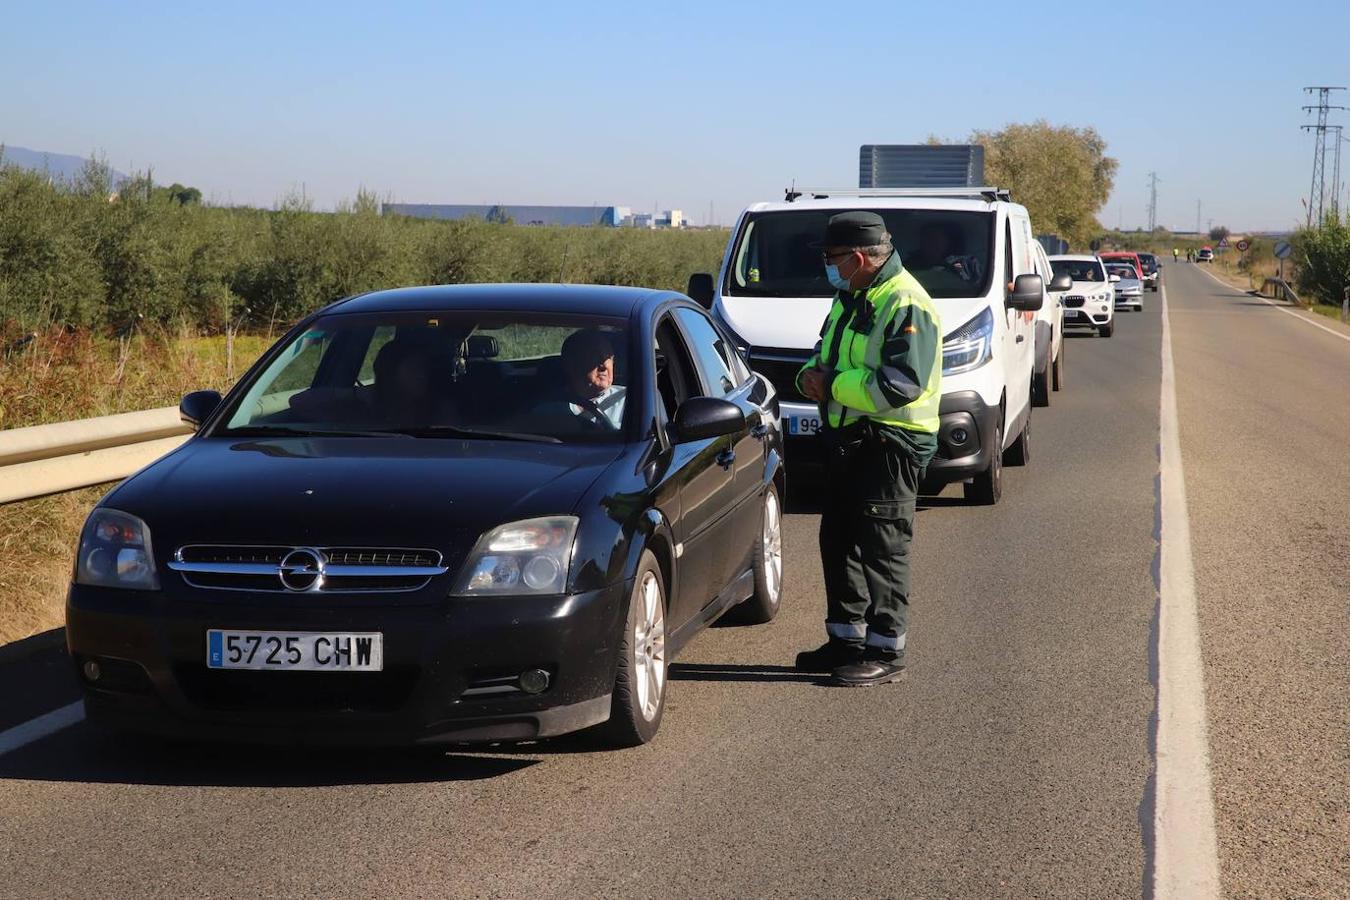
[{"left": 0, "top": 144, "right": 129, "bottom": 186}]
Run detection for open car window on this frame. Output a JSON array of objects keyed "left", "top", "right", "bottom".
[{"left": 217, "top": 311, "right": 632, "bottom": 443}]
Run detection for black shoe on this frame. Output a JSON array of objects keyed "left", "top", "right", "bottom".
[
  {"left": 794, "top": 641, "right": 863, "bottom": 672},
  {"left": 831, "top": 660, "right": 906, "bottom": 687}
]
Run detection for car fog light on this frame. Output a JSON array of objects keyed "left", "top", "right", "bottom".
[
  {"left": 951, "top": 427, "right": 969, "bottom": 445},
  {"left": 519, "top": 669, "right": 550, "bottom": 694},
  {"left": 83, "top": 659, "right": 102, "bottom": 682},
  {"left": 522, "top": 555, "right": 562, "bottom": 591}
]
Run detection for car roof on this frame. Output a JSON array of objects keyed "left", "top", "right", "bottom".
[
  {"left": 1098, "top": 251, "right": 1139, "bottom": 256},
  {"left": 326, "top": 283, "right": 675, "bottom": 318},
  {"left": 1048, "top": 254, "right": 1101, "bottom": 262},
  {"left": 740, "top": 196, "right": 1025, "bottom": 215}
]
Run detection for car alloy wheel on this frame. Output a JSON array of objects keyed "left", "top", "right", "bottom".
[
  {"left": 762, "top": 489, "right": 783, "bottom": 604},
  {"left": 633, "top": 570, "right": 666, "bottom": 722}
]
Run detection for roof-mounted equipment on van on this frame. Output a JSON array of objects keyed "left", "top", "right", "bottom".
[
  {"left": 783, "top": 187, "right": 1012, "bottom": 203},
  {"left": 860, "top": 144, "right": 985, "bottom": 189}
]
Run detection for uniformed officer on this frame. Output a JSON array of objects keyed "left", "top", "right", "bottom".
[{"left": 794, "top": 212, "right": 942, "bottom": 686}]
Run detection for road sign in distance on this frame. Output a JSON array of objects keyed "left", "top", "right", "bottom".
[
  {"left": 1274, "top": 240, "right": 1292, "bottom": 259},
  {"left": 1236, "top": 239, "right": 1250, "bottom": 252},
  {"left": 1218, "top": 237, "right": 1230, "bottom": 248}
]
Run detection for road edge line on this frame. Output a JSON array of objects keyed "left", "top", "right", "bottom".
[
  {"left": 1193, "top": 263, "right": 1350, "bottom": 343},
  {"left": 1154, "top": 280, "right": 1222, "bottom": 899},
  {"left": 0, "top": 701, "right": 85, "bottom": 757}
]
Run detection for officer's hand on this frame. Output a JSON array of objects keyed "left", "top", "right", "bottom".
[{"left": 800, "top": 368, "right": 826, "bottom": 402}]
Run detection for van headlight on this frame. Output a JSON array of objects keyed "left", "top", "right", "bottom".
[
  {"left": 75, "top": 509, "right": 160, "bottom": 590},
  {"left": 454, "top": 516, "right": 578, "bottom": 595},
  {"left": 942, "top": 307, "right": 994, "bottom": 375}
]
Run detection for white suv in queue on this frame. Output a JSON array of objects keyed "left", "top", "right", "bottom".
[
  {"left": 687, "top": 187, "right": 1069, "bottom": 505},
  {"left": 1049, "top": 254, "right": 1115, "bottom": 338}
]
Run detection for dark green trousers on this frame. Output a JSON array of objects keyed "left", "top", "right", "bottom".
[{"left": 819, "top": 428, "right": 922, "bottom": 665}]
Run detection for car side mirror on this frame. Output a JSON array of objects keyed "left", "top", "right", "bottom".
[
  {"left": 1109, "top": 274, "right": 1121, "bottom": 283},
  {"left": 1049, "top": 273, "right": 1073, "bottom": 292},
  {"left": 686, "top": 273, "right": 715, "bottom": 310},
  {"left": 180, "top": 390, "right": 222, "bottom": 431},
  {"left": 671, "top": 397, "right": 742, "bottom": 443},
  {"left": 1007, "top": 274, "right": 1044, "bottom": 311}
]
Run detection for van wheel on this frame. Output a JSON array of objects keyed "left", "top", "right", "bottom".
[
  {"left": 1032, "top": 368, "right": 1050, "bottom": 407},
  {"left": 724, "top": 484, "right": 783, "bottom": 625},
  {"left": 1099, "top": 321, "right": 1115, "bottom": 338},
  {"left": 1004, "top": 403, "right": 1031, "bottom": 467},
  {"left": 602, "top": 551, "right": 666, "bottom": 747},
  {"left": 965, "top": 418, "right": 1003, "bottom": 505},
  {"left": 1052, "top": 344, "right": 1065, "bottom": 391}
]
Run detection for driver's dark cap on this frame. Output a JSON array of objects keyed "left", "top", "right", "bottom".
[{"left": 813, "top": 211, "right": 888, "bottom": 249}]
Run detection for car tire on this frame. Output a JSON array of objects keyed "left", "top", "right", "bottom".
[
  {"left": 1032, "top": 366, "right": 1050, "bottom": 407},
  {"left": 602, "top": 551, "right": 667, "bottom": 747},
  {"left": 1004, "top": 402, "right": 1031, "bottom": 467},
  {"left": 965, "top": 416, "right": 1003, "bottom": 505},
  {"left": 725, "top": 484, "right": 784, "bottom": 625},
  {"left": 1099, "top": 321, "right": 1115, "bottom": 338},
  {"left": 1052, "top": 343, "right": 1065, "bottom": 392}
]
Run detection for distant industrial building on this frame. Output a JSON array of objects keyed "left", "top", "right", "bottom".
[{"left": 381, "top": 203, "right": 687, "bottom": 229}]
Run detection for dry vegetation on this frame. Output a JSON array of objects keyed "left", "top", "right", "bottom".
[
  {"left": 0, "top": 485, "right": 105, "bottom": 645},
  {"left": 0, "top": 329, "right": 270, "bottom": 645}
]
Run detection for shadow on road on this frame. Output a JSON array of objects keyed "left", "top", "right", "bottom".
[
  {"left": 669, "top": 662, "right": 824, "bottom": 685},
  {"left": 0, "top": 724, "right": 538, "bottom": 787}
]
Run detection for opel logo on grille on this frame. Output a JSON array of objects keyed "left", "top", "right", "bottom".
[{"left": 279, "top": 548, "right": 325, "bottom": 592}]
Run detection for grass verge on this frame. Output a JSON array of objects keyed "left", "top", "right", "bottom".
[{"left": 0, "top": 485, "right": 107, "bottom": 646}]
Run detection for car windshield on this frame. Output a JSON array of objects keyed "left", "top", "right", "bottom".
[
  {"left": 1051, "top": 259, "right": 1105, "bottom": 282},
  {"left": 1106, "top": 265, "right": 1137, "bottom": 279},
  {"left": 216, "top": 311, "right": 631, "bottom": 442},
  {"left": 725, "top": 208, "right": 995, "bottom": 299}
]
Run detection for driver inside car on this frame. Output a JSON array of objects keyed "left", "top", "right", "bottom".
[
  {"left": 533, "top": 328, "right": 626, "bottom": 432},
  {"left": 908, "top": 222, "right": 983, "bottom": 293}
]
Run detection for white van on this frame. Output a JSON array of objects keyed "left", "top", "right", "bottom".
[{"left": 687, "top": 187, "right": 1071, "bottom": 505}]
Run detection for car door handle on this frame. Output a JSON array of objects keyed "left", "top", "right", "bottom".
[
  {"left": 1016, "top": 335, "right": 1025, "bottom": 343},
  {"left": 750, "top": 423, "right": 770, "bottom": 440},
  {"left": 716, "top": 449, "right": 736, "bottom": 469}
]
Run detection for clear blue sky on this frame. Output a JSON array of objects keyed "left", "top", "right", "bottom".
[{"left": 4, "top": 0, "right": 1347, "bottom": 230}]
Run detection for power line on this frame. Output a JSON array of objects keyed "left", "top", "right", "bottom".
[
  {"left": 1147, "top": 172, "right": 1160, "bottom": 232},
  {"left": 1302, "top": 86, "right": 1347, "bottom": 227}
]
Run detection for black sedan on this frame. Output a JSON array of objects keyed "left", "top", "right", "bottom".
[{"left": 67, "top": 284, "right": 786, "bottom": 747}]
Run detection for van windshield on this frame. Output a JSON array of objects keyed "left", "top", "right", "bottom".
[{"left": 724, "top": 209, "right": 996, "bottom": 299}]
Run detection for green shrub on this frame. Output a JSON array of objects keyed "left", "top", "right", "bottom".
[{"left": 1294, "top": 216, "right": 1350, "bottom": 306}]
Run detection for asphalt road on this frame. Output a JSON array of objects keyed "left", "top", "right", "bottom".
[{"left": 0, "top": 265, "right": 1343, "bottom": 898}]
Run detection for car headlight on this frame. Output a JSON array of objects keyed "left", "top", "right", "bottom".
[
  {"left": 454, "top": 516, "right": 578, "bottom": 595},
  {"left": 942, "top": 307, "right": 993, "bottom": 376},
  {"left": 75, "top": 508, "right": 159, "bottom": 590}
]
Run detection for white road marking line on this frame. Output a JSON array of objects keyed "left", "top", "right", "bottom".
[
  {"left": 0, "top": 701, "right": 85, "bottom": 756},
  {"left": 1155, "top": 282, "right": 1221, "bottom": 899},
  {"left": 1192, "top": 263, "right": 1350, "bottom": 343}
]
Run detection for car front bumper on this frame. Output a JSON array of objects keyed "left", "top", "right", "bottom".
[{"left": 66, "top": 580, "right": 626, "bottom": 745}]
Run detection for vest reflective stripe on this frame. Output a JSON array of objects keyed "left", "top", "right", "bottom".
[{"left": 821, "top": 269, "right": 941, "bottom": 434}]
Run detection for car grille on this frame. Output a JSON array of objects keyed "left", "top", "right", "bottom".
[
  {"left": 169, "top": 544, "right": 448, "bottom": 593},
  {"left": 748, "top": 349, "right": 813, "bottom": 403},
  {"left": 1064, "top": 295, "right": 1086, "bottom": 308}
]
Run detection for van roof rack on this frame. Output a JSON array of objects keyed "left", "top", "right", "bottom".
[{"left": 783, "top": 186, "right": 1012, "bottom": 203}]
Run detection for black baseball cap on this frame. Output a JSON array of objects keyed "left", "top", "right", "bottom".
[{"left": 812, "top": 211, "right": 888, "bottom": 249}]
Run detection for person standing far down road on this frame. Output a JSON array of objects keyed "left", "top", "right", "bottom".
[
  {"left": 1172, "top": 248, "right": 1179, "bottom": 263},
  {"left": 534, "top": 328, "right": 627, "bottom": 431},
  {"left": 794, "top": 211, "right": 943, "bottom": 687}
]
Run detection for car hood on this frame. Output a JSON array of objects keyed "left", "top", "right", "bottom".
[
  {"left": 1070, "top": 281, "right": 1110, "bottom": 293},
  {"left": 104, "top": 436, "right": 623, "bottom": 553},
  {"left": 1114, "top": 280, "right": 1143, "bottom": 291},
  {"left": 720, "top": 293, "right": 985, "bottom": 346}
]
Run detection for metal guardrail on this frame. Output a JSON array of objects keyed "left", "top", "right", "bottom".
[
  {"left": 0, "top": 406, "right": 191, "bottom": 504},
  {"left": 1260, "top": 278, "right": 1301, "bottom": 304}
]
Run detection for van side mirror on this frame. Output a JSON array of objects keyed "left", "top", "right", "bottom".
[
  {"left": 1049, "top": 273, "right": 1073, "bottom": 292},
  {"left": 672, "top": 397, "right": 742, "bottom": 443},
  {"left": 686, "top": 273, "right": 715, "bottom": 310},
  {"left": 180, "top": 390, "right": 222, "bottom": 431},
  {"left": 1007, "top": 274, "right": 1044, "bottom": 311}
]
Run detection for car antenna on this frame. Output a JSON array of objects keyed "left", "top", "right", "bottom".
[{"left": 785, "top": 178, "right": 801, "bottom": 203}]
